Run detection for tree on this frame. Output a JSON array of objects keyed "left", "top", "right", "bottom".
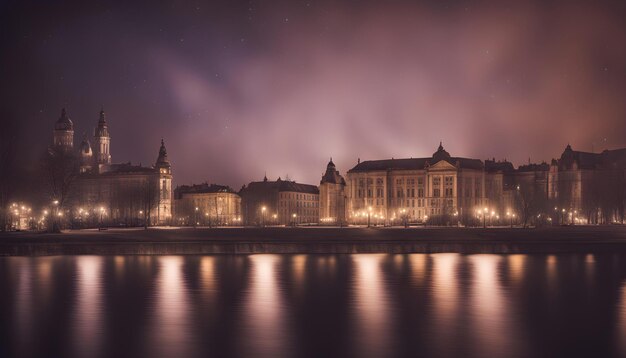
[
  {"left": 40, "top": 147, "right": 79, "bottom": 232},
  {"left": 0, "top": 114, "right": 19, "bottom": 231}
]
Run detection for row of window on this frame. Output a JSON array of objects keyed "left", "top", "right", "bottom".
[
  {"left": 358, "top": 176, "right": 457, "bottom": 187},
  {"left": 280, "top": 192, "right": 318, "bottom": 201}
]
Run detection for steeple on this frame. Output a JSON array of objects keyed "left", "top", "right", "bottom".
[
  {"left": 93, "top": 107, "right": 111, "bottom": 165},
  {"left": 155, "top": 138, "right": 171, "bottom": 174}
]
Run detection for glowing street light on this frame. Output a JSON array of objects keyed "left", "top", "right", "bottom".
[{"left": 261, "top": 206, "right": 267, "bottom": 227}]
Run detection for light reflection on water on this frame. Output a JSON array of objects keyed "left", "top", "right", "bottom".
[
  {"left": 0, "top": 253, "right": 625, "bottom": 358},
  {"left": 73, "top": 256, "right": 104, "bottom": 358}
]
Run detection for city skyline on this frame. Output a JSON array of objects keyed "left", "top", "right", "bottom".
[{"left": 2, "top": 0, "right": 626, "bottom": 188}]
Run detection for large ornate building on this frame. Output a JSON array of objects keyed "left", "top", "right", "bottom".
[
  {"left": 239, "top": 176, "right": 319, "bottom": 225},
  {"left": 173, "top": 183, "right": 241, "bottom": 226},
  {"left": 51, "top": 108, "right": 173, "bottom": 226},
  {"left": 344, "top": 143, "right": 504, "bottom": 224},
  {"left": 548, "top": 144, "right": 626, "bottom": 224}
]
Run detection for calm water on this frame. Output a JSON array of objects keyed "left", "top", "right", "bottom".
[{"left": 1, "top": 254, "right": 625, "bottom": 358}]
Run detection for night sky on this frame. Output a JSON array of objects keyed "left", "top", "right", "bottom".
[{"left": 2, "top": 0, "right": 626, "bottom": 188}]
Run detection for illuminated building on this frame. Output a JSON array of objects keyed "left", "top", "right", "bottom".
[
  {"left": 319, "top": 158, "right": 347, "bottom": 224},
  {"left": 345, "top": 142, "right": 504, "bottom": 224},
  {"left": 50, "top": 108, "right": 173, "bottom": 225},
  {"left": 239, "top": 176, "right": 319, "bottom": 225},
  {"left": 548, "top": 144, "right": 626, "bottom": 224},
  {"left": 173, "top": 183, "right": 241, "bottom": 225}
]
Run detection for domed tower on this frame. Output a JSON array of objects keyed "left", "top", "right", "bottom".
[
  {"left": 155, "top": 139, "right": 172, "bottom": 224},
  {"left": 78, "top": 135, "right": 93, "bottom": 173},
  {"left": 93, "top": 108, "right": 111, "bottom": 166},
  {"left": 319, "top": 157, "right": 347, "bottom": 225},
  {"left": 431, "top": 141, "right": 451, "bottom": 163},
  {"left": 53, "top": 108, "right": 74, "bottom": 151}
]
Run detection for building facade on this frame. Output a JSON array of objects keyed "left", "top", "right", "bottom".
[
  {"left": 319, "top": 158, "right": 347, "bottom": 224},
  {"left": 239, "top": 176, "right": 319, "bottom": 225},
  {"left": 174, "top": 183, "right": 241, "bottom": 226},
  {"left": 548, "top": 145, "right": 626, "bottom": 224},
  {"left": 51, "top": 108, "right": 173, "bottom": 226},
  {"left": 345, "top": 143, "right": 506, "bottom": 225}
]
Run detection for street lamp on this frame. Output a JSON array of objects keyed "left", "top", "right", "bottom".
[
  {"left": 483, "top": 207, "right": 488, "bottom": 228},
  {"left": 292, "top": 213, "right": 297, "bottom": 227},
  {"left": 367, "top": 206, "right": 373, "bottom": 228},
  {"left": 261, "top": 206, "right": 267, "bottom": 227}
]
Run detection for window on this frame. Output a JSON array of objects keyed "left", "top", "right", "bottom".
[
  {"left": 396, "top": 179, "right": 403, "bottom": 185},
  {"left": 367, "top": 178, "right": 373, "bottom": 185},
  {"left": 433, "top": 188, "right": 440, "bottom": 197},
  {"left": 445, "top": 176, "right": 454, "bottom": 185},
  {"left": 433, "top": 177, "right": 441, "bottom": 186},
  {"left": 376, "top": 178, "right": 383, "bottom": 185},
  {"left": 418, "top": 188, "right": 424, "bottom": 197},
  {"left": 367, "top": 189, "right": 372, "bottom": 198},
  {"left": 407, "top": 178, "right": 415, "bottom": 185},
  {"left": 417, "top": 177, "right": 424, "bottom": 185},
  {"left": 445, "top": 188, "right": 453, "bottom": 197}
]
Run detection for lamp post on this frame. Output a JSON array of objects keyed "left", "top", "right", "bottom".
[
  {"left": 367, "top": 206, "right": 372, "bottom": 228},
  {"left": 194, "top": 207, "right": 199, "bottom": 228},
  {"left": 401, "top": 208, "right": 408, "bottom": 228},
  {"left": 261, "top": 206, "right": 267, "bottom": 227},
  {"left": 483, "top": 207, "right": 488, "bottom": 228},
  {"left": 99, "top": 206, "right": 105, "bottom": 228},
  {"left": 292, "top": 213, "right": 297, "bottom": 227}
]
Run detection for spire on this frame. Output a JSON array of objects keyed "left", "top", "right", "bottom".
[
  {"left": 438, "top": 141, "right": 443, "bottom": 151},
  {"left": 99, "top": 107, "right": 106, "bottom": 124},
  {"left": 156, "top": 138, "right": 171, "bottom": 170},
  {"left": 94, "top": 107, "right": 109, "bottom": 138},
  {"left": 263, "top": 172, "right": 268, "bottom": 182}
]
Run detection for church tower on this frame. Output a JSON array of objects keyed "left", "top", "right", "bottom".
[
  {"left": 155, "top": 139, "right": 172, "bottom": 224},
  {"left": 78, "top": 135, "right": 93, "bottom": 173},
  {"left": 93, "top": 108, "right": 111, "bottom": 166},
  {"left": 319, "top": 158, "right": 347, "bottom": 225},
  {"left": 53, "top": 108, "right": 74, "bottom": 151}
]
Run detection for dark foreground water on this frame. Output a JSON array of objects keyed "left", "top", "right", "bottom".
[{"left": 1, "top": 254, "right": 625, "bottom": 358}]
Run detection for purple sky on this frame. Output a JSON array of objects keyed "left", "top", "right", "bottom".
[{"left": 2, "top": 0, "right": 626, "bottom": 188}]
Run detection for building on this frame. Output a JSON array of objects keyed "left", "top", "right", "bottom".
[
  {"left": 50, "top": 108, "right": 173, "bottom": 226},
  {"left": 173, "top": 183, "right": 241, "bottom": 226},
  {"left": 239, "top": 176, "right": 319, "bottom": 225},
  {"left": 548, "top": 144, "right": 626, "bottom": 224},
  {"left": 345, "top": 143, "right": 502, "bottom": 225},
  {"left": 319, "top": 158, "right": 347, "bottom": 225}
]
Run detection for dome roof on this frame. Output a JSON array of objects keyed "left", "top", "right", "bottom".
[
  {"left": 327, "top": 157, "right": 336, "bottom": 170},
  {"left": 432, "top": 142, "right": 451, "bottom": 162},
  {"left": 54, "top": 108, "right": 74, "bottom": 131}
]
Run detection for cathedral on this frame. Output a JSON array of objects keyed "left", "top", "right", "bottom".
[{"left": 51, "top": 108, "right": 173, "bottom": 226}]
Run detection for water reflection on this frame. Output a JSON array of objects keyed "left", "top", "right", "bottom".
[
  {"left": 149, "top": 256, "right": 193, "bottom": 358},
  {"left": 242, "top": 255, "right": 291, "bottom": 357},
  {"left": 469, "top": 255, "right": 521, "bottom": 357},
  {"left": 352, "top": 254, "right": 391, "bottom": 358},
  {"left": 13, "top": 258, "right": 33, "bottom": 357},
  {"left": 72, "top": 256, "right": 104, "bottom": 358},
  {"left": 0, "top": 253, "right": 625, "bottom": 358},
  {"left": 430, "top": 253, "right": 460, "bottom": 356},
  {"left": 615, "top": 281, "right": 626, "bottom": 357}
]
